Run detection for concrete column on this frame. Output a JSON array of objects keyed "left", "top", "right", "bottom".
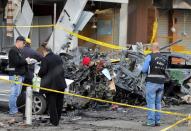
[
  {"left": 119, "top": 3, "right": 128, "bottom": 47},
  {"left": 25, "top": 86, "right": 33, "bottom": 125}
]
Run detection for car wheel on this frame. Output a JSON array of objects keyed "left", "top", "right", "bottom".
[
  {"left": 32, "top": 93, "right": 47, "bottom": 115},
  {"left": 17, "top": 92, "right": 47, "bottom": 115}
]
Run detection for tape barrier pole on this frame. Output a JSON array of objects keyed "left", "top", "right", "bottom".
[
  {"left": 0, "top": 78, "right": 187, "bottom": 117},
  {"left": 160, "top": 117, "right": 190, "bottom": 131},
  {"left": 25, "top": 86, "right": 33, "bottom": 125}
]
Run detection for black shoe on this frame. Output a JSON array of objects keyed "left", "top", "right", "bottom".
[
  {"left": 46, "top": 122, "right": 57, "bottom": 127},
  {"left": 155, "top": 123, "right": 160, "bottom": 126},
  {"left": 142, "top": 122, "right": 155, "bottom": 127}
]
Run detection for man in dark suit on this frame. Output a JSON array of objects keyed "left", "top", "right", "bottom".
[{"left": 38, "top": 44, "right": 66, "bottom": 126}]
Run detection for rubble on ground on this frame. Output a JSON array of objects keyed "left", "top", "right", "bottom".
[{"left": 60, "top": 45, "right": 191, "bottom": 108}]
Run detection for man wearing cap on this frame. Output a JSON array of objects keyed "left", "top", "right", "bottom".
[
  {"left": 21, "top": 38, "right": 43, "bottom": 88},
  {"left": 8, "top": 36, "right": 28, "bottom": 115}
]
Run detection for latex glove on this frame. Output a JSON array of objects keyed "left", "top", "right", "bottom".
[
  {"left": 25, "top": 58, "right": 37, "bottom": 64},
  {"left": 29, "top": 58, "right": 38, "bottom": 64},
  {"left": 25, "top": 57, "right": 31, "bottom": 64}
]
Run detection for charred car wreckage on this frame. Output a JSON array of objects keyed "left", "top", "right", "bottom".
[
  {"left": 1, "top": 40, "right": 191, "bottom": 113},
  {"left": 61, "top": 40, "right": 191, "bottom": 108}
]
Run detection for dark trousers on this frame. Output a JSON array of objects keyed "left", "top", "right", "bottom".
[{"left": 46, "top": 93, "right": 64, "bottom": 126}]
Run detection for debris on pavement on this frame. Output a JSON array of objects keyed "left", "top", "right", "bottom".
[
  {"left": 0, "top": 122, "right": 5, "bottom": 128},
  {"left": 61, "top": 45, "right": 191, "bottom": 108}
]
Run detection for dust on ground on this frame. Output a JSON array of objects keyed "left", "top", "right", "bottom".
[{"left": 0, "top": 105, "right": 191, "bottom": 131}]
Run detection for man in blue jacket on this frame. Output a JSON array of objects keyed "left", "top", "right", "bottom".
[
  {"left": 21, "top": 38, "right": 43, "bottom": 87},
  {"left": 142, "top": 42, "right": 167, "bottom": 126}
]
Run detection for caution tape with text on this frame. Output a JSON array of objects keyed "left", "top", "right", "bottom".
[
  {"left": 1, "top": 24, "right": 191, "bottom": 130},
  {"left": 2, "top": 24, "right": 191, "bottom": 55},
  {"left": 0, "top": 77, "right": 190, "bottom": 131},
  {"left": 0, "top": 77, "right": 188, "bottom": 117}
]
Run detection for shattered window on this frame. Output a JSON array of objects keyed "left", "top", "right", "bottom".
[
  {"left": 170, "top": 56, "right": 191, "bottom": 68},
  {"left": 171, "top": 57, "right": 186, "bottom": 65}
]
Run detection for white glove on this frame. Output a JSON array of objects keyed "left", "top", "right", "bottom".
[
  {"left": 29, "top": 58, "right": 38, "bottom": 64},
  {"left": 34, "top": 63, "right": 40, "bottom": 74},
  {"left": 25, "top": 58, "right": 38, "bottom": 64},
  {"left": 25, "top": 57, "right": 31, "bottom": 64}
]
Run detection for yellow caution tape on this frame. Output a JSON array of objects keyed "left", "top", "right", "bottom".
[
  {"left": 161, "top": 117, "right": 190, "bottom": 131},
  {"left": 1, "top": 24, "right": 191, "bottom": 55},
  {"left": 150, "top": 18, "right": 158, "bottom": 43},
  {"left": 0, "top": 77, "right": 188, "bottom": 117},
  {"left": 54, "top": 25, "right": 127, "bottom": 50},
  {"left": 0, "top": 24, "right": 127, "bottom": 50}
]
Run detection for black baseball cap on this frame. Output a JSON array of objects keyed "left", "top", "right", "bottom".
[{"left": 16, "top": 36, "right": 26, "bottom": 42}]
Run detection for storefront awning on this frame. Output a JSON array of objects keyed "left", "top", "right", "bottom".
[
  {"left": 173, "top": 0, "right": 191, "bottom": 9},
  {"left": 153, "top": 0, "right": 191, "bottom": 9}
]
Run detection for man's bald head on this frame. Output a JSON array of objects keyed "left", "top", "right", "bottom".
[{"left": 151, "top": 42, "right": 160, "bottom": 53}]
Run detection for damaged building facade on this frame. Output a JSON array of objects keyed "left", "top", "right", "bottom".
[
  {"left": 128, "top": 0, "right": 191, "bottom": 52},
  {"left": 1, "top": 0, "right": 191, "bottom": 106},
  {"left": 0, "top": 0, "right": 129, "bottom": 53},
  {"left": 1, "top": 0, "right": 191, "bottom": 52}
]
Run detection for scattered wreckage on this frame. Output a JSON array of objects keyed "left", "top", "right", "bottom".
[
  {"left": 61, "top": 48, "right": 147, "bottom": 108},
  {"left": 1, "top": 41, "right": 191, "bottom": 111},
  {"left": 61, "top": 43, "right": 191, "bottom": 108}
]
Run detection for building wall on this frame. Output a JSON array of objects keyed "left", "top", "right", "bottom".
[
  {"left": 0, "top": 1, "right": 15, "bottom": 51},
  {"left": 0, "top": 14, "right": 14, "bottom": 51},
  {"left": 79, "top": 8, "right": 120, "bottom": 51},
  {"left": 0, "top": 14, "right": 3, "bottom": 50},
  {"left": 78, "top": 22, "right": 97, "bottom": 49},
  {"left": 128, "top": 0, "right": 154, "bottom": 44},
  {"left": 31, "top": 16, "right": 53, "bottom": 49},
  {"left": 119, "top": 3, "right": 128, "bottom": 47},
  {"left": 0, "top": 1, "right": 3, "bottom": 13},
  {"left": 171, "top": 10, "right": 191, "bottom": 51},
  {"left": 157, "top": 9, "right": 169, "bottom": 50}
]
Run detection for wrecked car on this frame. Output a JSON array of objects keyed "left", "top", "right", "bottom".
[
  {"left": 61, "top": 45, "right": 191, "bottom": 107},
  {"left": 162, "top": 52, "right": 191, "bottom": 104},
  {"left": 113, "top": 50, "right": 191, "bottom": 105}
]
